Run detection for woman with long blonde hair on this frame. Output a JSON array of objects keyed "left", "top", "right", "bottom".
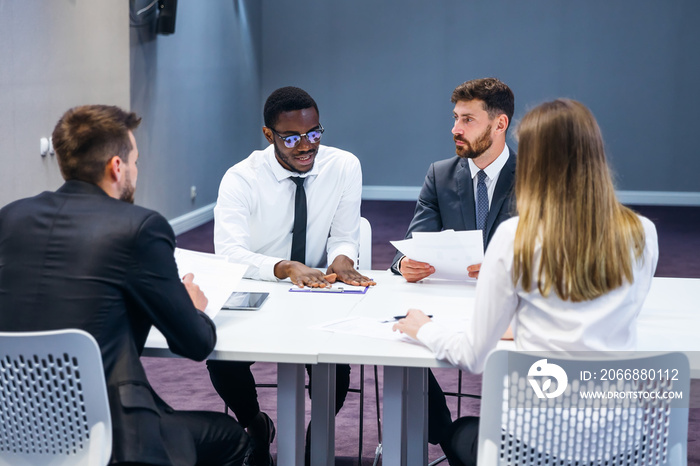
[{"left": 394, "top": 99, "right": 658, "bottom": 465}]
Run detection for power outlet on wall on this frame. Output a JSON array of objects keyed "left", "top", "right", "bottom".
[
  {"left": 40, "top": 137, "right": 56, "bottom": 157},
  {"left": 40, "top": 137, "right": 50, "bottom": 157},
  {"left": 190, "top": 185, "right": 197, "bottom": 201}
]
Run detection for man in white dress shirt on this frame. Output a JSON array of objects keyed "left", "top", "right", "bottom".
[{"left": 207, "top": 86, "right": 373, "bottom": 465}]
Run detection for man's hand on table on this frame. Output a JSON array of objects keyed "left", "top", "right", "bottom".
[
  {"left": 326, "top": 255, "right": 376, "bottom": 287},
  {"left": 274, "top": 260, "right": 333, "bottom": 288}
]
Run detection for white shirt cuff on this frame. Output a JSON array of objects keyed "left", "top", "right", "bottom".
[
  {"left": 415, "top": 320, "right": 443, "bottom": 350},
  {"left": 328, "top": 245, "right": 357, "bottom": 268},
  {"left": 258, "top": 256, "right": 286, "bottom": 282}
]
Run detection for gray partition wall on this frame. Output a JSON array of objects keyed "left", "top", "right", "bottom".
[
  {"left": 0, "top": 1, "right": 130, "bottom": 208},
  {"left": 260, "top": 0, "right": 700, "bottom": 204}
]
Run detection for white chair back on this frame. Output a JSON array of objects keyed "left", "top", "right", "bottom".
[
  {"left": 0, "top": 329, "right": 112, "bottom": 466},
  {"left": 478, "top": 350, "right": 689, "bottom": 466},
  {"left": 357, "top": 216, "right": 372, "bottom": 270}
]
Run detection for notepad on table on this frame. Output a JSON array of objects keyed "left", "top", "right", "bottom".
[{"left": 289, "top": 283, "right": 369, "bottom": 294}]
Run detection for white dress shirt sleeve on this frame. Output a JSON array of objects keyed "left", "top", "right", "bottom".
[
  {"left": 416, "top": 218, "right": 520, "bottom": 373},
  {"left": 325, "top": 155, "right": 362, "bottom": 267},
  {"left": 213, "top": 168, "right": 284, "bottom": 281}
]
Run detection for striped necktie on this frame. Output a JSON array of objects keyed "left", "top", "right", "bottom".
[{"left": 476, "top": 170, "right": 489, "bottom": 246}]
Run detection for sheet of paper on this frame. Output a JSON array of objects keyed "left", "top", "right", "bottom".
[
  {"left": 313, "top": 310, "right": 469, "bottom": 342},
  {"left": 391, "top": 229, "right": 484, "bottom": 280},
  {"left": 313, "top": 316, "right": 406, "bottom": 341},
  {"left": 174, "top": 248, "right": 249, "bottom": 319}
]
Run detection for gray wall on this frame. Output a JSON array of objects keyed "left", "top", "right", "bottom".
[
  {"left": 2, "top": 1, "right": 698, "bottom": 217},
  {"left": 130, "top": 0, "right": 262, "bottom": 220},
  {"left": 0, "top": 0, "right": 129, "bottom": 208},
  {"left": 0, "top": 0, "right": 263, "bottom": 220},
  {"left": 260, "top": 0, "right": 700, "bottom": 193}
]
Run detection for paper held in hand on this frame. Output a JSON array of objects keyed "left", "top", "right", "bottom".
[
  {"left": 174, "top": 248, "right": 249, "bottom": 319},
  {"left": 390, "top": 229, "right": 484, "bottom": 281}
]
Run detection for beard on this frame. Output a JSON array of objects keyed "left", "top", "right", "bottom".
[
  {"left": 119, "top": 169, "right": 135, "bottom": 204},
  {"left": 273, "top": 140, "right": 316, "bottom": 174},
  {"left": 455, "top": 124, "right": 493, "bottom": 159}
]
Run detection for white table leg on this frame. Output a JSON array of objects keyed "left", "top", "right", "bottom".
[
  {"left": 310, "top": 363, "right": 336, "bottom": 466},
  {"left": 382, "top": 365, "right": 407, "bottom": 466},
  {"left": 381, "top": 366, "right": 428, "bottom": 466},
  {"left": 277, "top": 363, "right": 305, "bottom": 466},
  {"left": 405, "top": 367, "right": 428, "bottom": 465}
]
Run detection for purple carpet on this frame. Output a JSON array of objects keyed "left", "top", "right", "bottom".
[{"left": 145, "top": 200, "right": 700, "bottom": 464}]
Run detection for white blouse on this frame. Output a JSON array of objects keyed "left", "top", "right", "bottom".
[{"left": 416, "top": 215, "right": 659, "bottom": 373}]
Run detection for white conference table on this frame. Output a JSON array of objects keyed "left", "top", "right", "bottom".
[
  {"left": 144, "top": 279, "right": 365, "bottom": 466},
  {"left": 144, "top": 272, "right": 700, "bottom": 466}
]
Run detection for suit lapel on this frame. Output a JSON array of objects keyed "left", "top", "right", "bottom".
[
  {"left": 456, "top": 158, "right": 476, "bottom": 230},
  {"left": 485, "top": 150, "right": 516, "bottom": 237}
]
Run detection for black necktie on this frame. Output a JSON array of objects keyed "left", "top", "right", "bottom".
[{"left": 290, "top": 177, "right": 307, "bottom": 263}]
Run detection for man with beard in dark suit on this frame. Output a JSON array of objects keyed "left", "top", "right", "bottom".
[
  {"left": 0, "top": 105, "right": 249, "bottom": 466},
  {"left": 390, "top": 78, "right": 516, "bottom": 461}
]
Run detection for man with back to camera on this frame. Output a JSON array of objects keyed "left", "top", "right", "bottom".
[
  {"left": 0, "top": 105, "right": 249, "bottom": 466},
  {"left": 390, "top": 78, "right": 516, "bottom": 460},
  {"left": 207, "top": 86, "right": 375, "bottom": 465}
]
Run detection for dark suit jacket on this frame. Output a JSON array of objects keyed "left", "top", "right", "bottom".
[
  {"left": 391, "top": 150, "right": 516, "bottom": 274},
  {"left": 0, "top": 180, "right": 217, "bottom": 465}
]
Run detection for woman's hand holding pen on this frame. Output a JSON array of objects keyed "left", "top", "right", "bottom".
[{"left": 392, "top": 308, "right": 432, "bottom": 340}]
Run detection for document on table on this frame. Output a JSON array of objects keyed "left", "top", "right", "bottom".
[
  {"left": 313, "top": 317, "right": 406, "bottom": 341},
  {"left": 174, "top": 248, "right": 249, "bottom": 319},
  {"left": 391, "top": 229, "right": 484, "bottom": 281},
  {"left": 289, "top": 283, "right": 369, "bottom": 294},
  {"left": 313, "top": 309, "right": 470, "bottom": 342}
]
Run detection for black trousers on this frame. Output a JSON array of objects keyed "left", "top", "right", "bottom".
[
  {"left": 428, "top": 369, "right": 455, "bottom": 445},
  {"left": 207, "top": 360, "right": 351, "bottom": 427},
  {"left": 115, "top": 410, "right": 250, "bottom": 466},
  {"left": 441, "top": 416, "right": 479, "bottom": 466}
]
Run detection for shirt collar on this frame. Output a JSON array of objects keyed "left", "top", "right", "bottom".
[
  {"left": 267, "top": 144, "right": 321, "bottom": 182},
  {"left": 467, "top": 144, "right": 509, "bottom": 180}
]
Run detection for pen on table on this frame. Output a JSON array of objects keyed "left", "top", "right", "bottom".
[
  {"left": 382, "top": 314, "right": 433, "bottom": 323},
  {"left": 322, "top": 286, "right": 344, "bottom": 292}
]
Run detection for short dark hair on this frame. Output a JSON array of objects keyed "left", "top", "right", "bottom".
[
  {"left": 52, "top": 105, "right": 141, "bottom": 184},
  {"left": 451, "top": 78, "right": 515, "bottom": 129},
  {"left": 263, "top": 86, "right": 319, "bottom": 129}
]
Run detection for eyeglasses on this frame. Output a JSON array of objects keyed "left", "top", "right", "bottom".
[{"left": 269, "top": 124, "right": 324, "bottom": 148}]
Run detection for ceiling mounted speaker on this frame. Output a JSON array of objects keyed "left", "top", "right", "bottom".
[{"left": 156, "top": 0, "right": 178, "bottom": 35}]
